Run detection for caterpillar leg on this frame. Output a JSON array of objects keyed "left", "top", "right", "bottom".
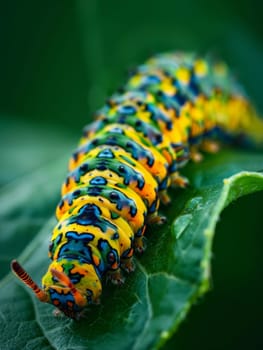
[
  {"left": 121, "top": 257, "right": 136, "bottom": 273},
  {"left": 92, "top": 297, "right": 101, "bottom": 305},
  {"left": 158, "top": 189, "right": 171, "bottom": 204},
  {"left": 201, "top": 140, "right": 220, "bottom": 153},
  {"left": 147, "top": 212, "right": 167, "bottom": 225},
  {"left": 106, "top": 268, "right": 125, "bottom": 285},
  {"left": 134, "top": 236, "right": 147, "bottom": 254},
  {"left": 170, "top": 172, "right": 189, "bottom": 188},
  {"left": 53, "top": 309, "right": 64, "bottom": 318},
  {"left": 190, "top": 146, "right": 203, "bottom": 162}
]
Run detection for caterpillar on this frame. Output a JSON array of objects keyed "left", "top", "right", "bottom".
[{"left": 11, "top": 52, "right": 263, "bottom": 320}]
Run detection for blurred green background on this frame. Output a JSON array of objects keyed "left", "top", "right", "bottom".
[
  {"left": 1, "top": 0, "right": 263, "bottom": 130},
  {"left": 0, "top": 0, "right": 263, "bottom": 349}
]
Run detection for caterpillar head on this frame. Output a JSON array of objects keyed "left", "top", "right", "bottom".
[{"left": 11, "top": 259, "right": 102, "bottom": 320}]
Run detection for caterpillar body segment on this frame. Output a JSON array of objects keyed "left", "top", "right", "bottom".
[{"left": 11, "top": 51, "right": 263, "bottom": 319}]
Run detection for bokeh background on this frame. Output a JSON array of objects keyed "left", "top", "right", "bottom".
[{"left": 0, "top": 0, "right": 263, "bottom": 349}]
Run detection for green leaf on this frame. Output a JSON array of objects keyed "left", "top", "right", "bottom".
[{"left": 0, "top": 116, "right": 263, "bottom": 350}]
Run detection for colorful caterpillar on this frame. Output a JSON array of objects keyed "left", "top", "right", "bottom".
[{"left": 11, "top": 52, "right": 263, "bottom": 319}]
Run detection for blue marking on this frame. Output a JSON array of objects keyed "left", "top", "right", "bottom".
[
  {"left": 136, "top": 227, "right": 143, "bottom": 237},
  {"left": 136, "top": 175, "right": 145, "bottom": 190},
  {"left": 65, "top": 231, "right": 94, "bottom": 242},
  {"left": 88, "top": 186, "right": 103, "bottom": 196},
  {"left": 129, "top": 205, "right": 137, "bottom": 217},
  {"left": 74, "top": 204, "right": 101, "bottom": 225},
  {"left": 72, "top": 189, "right": 81, "bottom": 198},
  {"left": 98, "top": 239, "right": 110, "bottom": 253},
  {"left": 111, "top": 232, "right": 119, "bottom": 240},
  {"left": 149, "top": 199, "right": 158, "bottom": 213},
  {"left": 98, "top": 149, "right": 114, "bottom": 158},
  {"left": 168, "top": 161, "right": 177, "bottom": 173},
  {"left": 110, "top": 127, "right": 124, "bottom": 134},
  {"left": 158, "top": 177, "right": 169, "bottom": 191},
  {"left": 118, "top": 105, "right": 136, "bottom": 115},
  {"left": 90, "top": 176, "right": 107, "bottom": 185},
  {"left": 59, "top": 240, "right": 93, "bottom": 264},
  {"left": 146, "top": 75, "right": 161, "bottom": 84}
]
